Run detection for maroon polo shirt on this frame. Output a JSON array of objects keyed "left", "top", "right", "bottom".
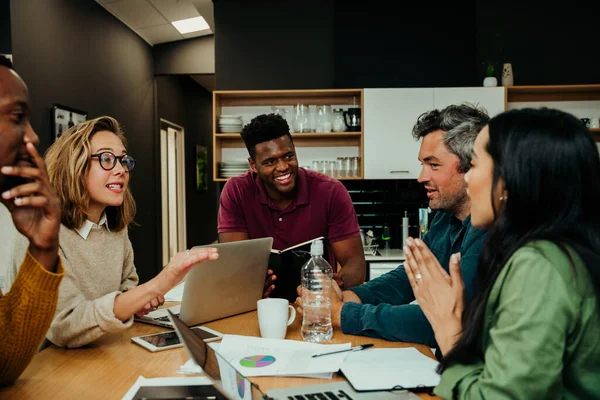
[{"left": 217, "top": 167, "right": 360, "bottom": 269}]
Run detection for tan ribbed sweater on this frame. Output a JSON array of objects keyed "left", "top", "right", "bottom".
[
  {"left": 46, "top": 224, "right": 139, "bottom": 348},
  {"left": 0, "top": 250, "right": 64, "bottom": 386}
]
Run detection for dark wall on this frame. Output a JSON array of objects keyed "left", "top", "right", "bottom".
[
  {"left": 0, "top": 0, "right": 10, "bottom": 54},
  {"left": 214, "top": 0, "right": 335, "bottom": 90},
  {"left": 334, "top": 4, "right": 478, "bottom": 88},
  {"left": 156, "top": 75, "right": 218, "bottom": 246},
  {"left": 476, "top": 1, "right": 600, "bottom": 85},
  {"left": 215, "top": 1, "right": 600, "bottom": 90},
  {"left": 154, "top": 36, "right": 214, "bottom": 75},
  {"left": 214, "top": 0, "right": 476, "bottom": 90},
  {"left": 10, "top": 0, "right": 159, "bottom": 283}
]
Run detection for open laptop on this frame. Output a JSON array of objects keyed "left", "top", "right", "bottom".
[
  {"left": 167, "top": 310, "right": 421, "bottom": 400},
  {"left": 136, "top": 237, "right": 273, "bottom": 328}
]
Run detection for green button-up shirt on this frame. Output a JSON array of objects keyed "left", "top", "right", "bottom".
[{"left": 436, "top": 241, "right": 600, "bottom": 399}]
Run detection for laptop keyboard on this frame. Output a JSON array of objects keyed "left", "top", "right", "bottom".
[
  {"left": 286, "top": 390, "right": 354, "bottom": 400},
  {"left": 154, "top": 313, "right": 179, "bottom": 322}
]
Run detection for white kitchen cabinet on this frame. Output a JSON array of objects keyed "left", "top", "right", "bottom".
[
  {"left": 368, "top": 262, "right": 402, "bottom": 281},
  {"left": 434, "top": 87, "right": 506, "bottom": 118},
  {"left": 364, "top": 87, "right": 507, "bottom": 180},
  {"left": 366, "top": 249, "right": 405, "bottom": 281},
  {"left": 364, "top": 88, "right": 434, "bottom": 179}
]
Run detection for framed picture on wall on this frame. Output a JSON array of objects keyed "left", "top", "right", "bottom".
[
  {"left": 51, "top": 104, "right": 88, "bottom": 141},
  {"left": 196, "top": 144, "right": 208, "bottom": 192}
]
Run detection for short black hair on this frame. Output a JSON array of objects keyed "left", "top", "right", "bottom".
[
  {"left": 0, "top": 55, "right": 13, "bottom": 69},
  {"left": 240, "top": 113, "right": 293, "bottom": 160}
]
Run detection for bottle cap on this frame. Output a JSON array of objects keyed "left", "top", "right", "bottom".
[{"left": 311, "top": 239, "right": 324, "bottom": 256}]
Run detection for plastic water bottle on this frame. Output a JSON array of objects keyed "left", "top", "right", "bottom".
[{"left": 301, "top": 239, "right": 333, "bottom": 343}]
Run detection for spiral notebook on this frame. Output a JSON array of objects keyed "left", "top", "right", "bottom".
[{"left": 340, "top": 348, "right": 441, "bottom": 392}]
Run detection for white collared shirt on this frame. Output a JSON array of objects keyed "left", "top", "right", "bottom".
[{"left": 76, "top": 213, "right": 110, "bottom": 240}]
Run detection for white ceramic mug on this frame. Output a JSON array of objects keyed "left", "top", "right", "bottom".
[{"left": 257, "top": 298, "right": 296, "bottom": 339}]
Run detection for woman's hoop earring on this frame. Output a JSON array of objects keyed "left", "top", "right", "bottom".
[{"left": 499, "top": 196, "right": 508, "bottom": 201}]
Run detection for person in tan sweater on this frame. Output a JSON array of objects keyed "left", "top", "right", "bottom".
[
  {"left": 42, "top": 116, "right": 218, "bottom": 348},
  {"left": 0, "top": 56, "right": 64, "bottom": 386}
]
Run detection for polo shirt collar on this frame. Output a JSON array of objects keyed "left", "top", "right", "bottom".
[
  {"left": 254, "top": 167, "right": 310, "bottom": 207},
  {"left": 462, "top": 214, "right": 472, "bottom": 228},
  {"left": 76, "top": 212, "right": 110, "bottom": 240}
]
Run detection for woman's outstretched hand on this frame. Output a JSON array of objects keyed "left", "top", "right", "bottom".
[
  {"left": 154, "top": 247, "right": 219, "bottom": 295},
  {"left": 403, "top": 237, "right": 464, "bottom": 355}
]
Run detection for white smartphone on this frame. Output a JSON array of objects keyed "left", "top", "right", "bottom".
[{"left": 131, "top": 326, "right": 222, "bottom": 352}]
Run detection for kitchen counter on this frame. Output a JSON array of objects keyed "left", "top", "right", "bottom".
[{"left": 365, "top": 248, "right": 405, "bottom": 262}]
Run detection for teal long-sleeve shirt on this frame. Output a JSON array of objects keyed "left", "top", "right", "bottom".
[
  {"left": 435, "top": 241, "right": 600, "bottom": 399},
  {"left": 340, "top": 212, "right": 487, "bottom": 347}
]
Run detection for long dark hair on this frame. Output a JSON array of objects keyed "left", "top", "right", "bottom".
[{"left": 440, "top": 107, "right": 600, "bottom": 371}]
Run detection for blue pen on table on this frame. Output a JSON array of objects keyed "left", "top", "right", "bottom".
[{"left": 311, "top": 344, "right": 374, "bottom": 358}]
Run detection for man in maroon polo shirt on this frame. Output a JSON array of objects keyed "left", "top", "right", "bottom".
[{"left": 218, "top": 113, "right": 365, "bottom": 302}]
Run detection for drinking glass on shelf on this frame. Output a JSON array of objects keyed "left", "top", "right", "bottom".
[
  {"left": 332, "top": 109, "right": 346, "bottom": 132},
  {"left": 312, "top": 160, "right": 320, "bottom": 171},
  {"left": 316, "top": 105, "right": 332, "bottom": 132},
  {"left": 350, "top": 156, "right": 360, "bottom": 177},
  {"left": 308, "top": 105, "right": 318, "bottom": 132},
  {"left": 293, "top": 104, "right": 310, "bottom": 133},
  {"left": 327, "top": 161, "right": 336, "bottom": 177},
  {"left": 319, "top": 160, "right": 328, "bottom": 175},
  {"left": 341, "top": 157, "right": 351, "bottom": 177},
  {"left": 336, "top": 158, "right": 346, "bottom": 178}
]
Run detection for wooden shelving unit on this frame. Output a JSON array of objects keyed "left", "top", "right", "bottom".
[
  {"left": 506, "top": 84, "right": 600, "bottom": 102},
  {"left": 213, "top": 89, "right": 364, "bottom": 182},
  {"left": 506, "top": 84, "right": 600, "bottom": 142},
  {"left": 589, "top": 127, "right": 600, "bottom": 142}
]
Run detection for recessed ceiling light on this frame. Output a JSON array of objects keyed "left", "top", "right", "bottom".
[{"left": 172, "top": 16, "right": 210, "bottom": 34}]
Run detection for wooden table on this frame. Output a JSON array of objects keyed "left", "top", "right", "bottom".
[{"left": 0, "top": 310, "right": 441, "bottom": 399}]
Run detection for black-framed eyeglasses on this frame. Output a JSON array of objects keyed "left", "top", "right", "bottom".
[{"left": 91, "top": 151, "right": 136, "bottom": 172}]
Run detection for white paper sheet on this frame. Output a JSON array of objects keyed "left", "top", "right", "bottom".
[
  {"left": 177, "top": 358, "right": 205, "bottom": 375},
  {"left": 164, "top": 282, "right": 185, "bottom": 301},
  {"left": 216, "top": 334, "right": 351, "bottom": 377},
  {"left": 211, "top": 343, "right": 253, "bottom": 400},
  {"left": 340, "top": 348, "right": 441, "bottom": 391},
  {"left": 121, "top": 376, "right": 214, "bottom": 400},
  {"left": 206, "top": 343, "right": 333, "bottom": 381}
]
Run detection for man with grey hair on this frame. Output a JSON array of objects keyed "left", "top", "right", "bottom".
[{"left": 295, "top": 103, "right": 489, "bottom": 350}]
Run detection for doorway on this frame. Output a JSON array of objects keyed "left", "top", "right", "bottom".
[{"left": 160, "top": 119, "right": 187, "bottom": 267}]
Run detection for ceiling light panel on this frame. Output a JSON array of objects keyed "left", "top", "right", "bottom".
[{"left": 172, "top": 16, "right": 210, "bottom": 34}]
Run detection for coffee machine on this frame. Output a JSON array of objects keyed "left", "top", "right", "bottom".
[{"left": 343, "top": 107, "right": 361, "bottom": 132}]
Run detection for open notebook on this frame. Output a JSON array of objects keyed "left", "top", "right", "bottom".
[
  {"left": 340, "top": 348, "right": 441, "bottom": 392},
  {"left": 268, "top": 236, "right": 326, "bottom": 302}
]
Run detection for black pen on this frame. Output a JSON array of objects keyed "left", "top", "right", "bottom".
[
  {"left": 139, "top": 397, "right": 216, "bottom": 400},
  {"left": 311, "top": 344, "right": 374, "bottom": 358}
]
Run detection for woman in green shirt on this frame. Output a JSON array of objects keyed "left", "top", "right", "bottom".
[{"left": 403, "top": 107, "right": 600, "bottom": 399}]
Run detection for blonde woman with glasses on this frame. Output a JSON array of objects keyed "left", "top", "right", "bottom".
[{"left": 40, "top": 116, "right": 217, "bottom": 348}]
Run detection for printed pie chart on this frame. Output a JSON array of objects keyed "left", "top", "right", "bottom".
[
  {"left": 236, "top": 372, "right": 245, "bottom": 397},
  {"left": 239, "top": 355, "right": 276, "bottom": 368}
]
